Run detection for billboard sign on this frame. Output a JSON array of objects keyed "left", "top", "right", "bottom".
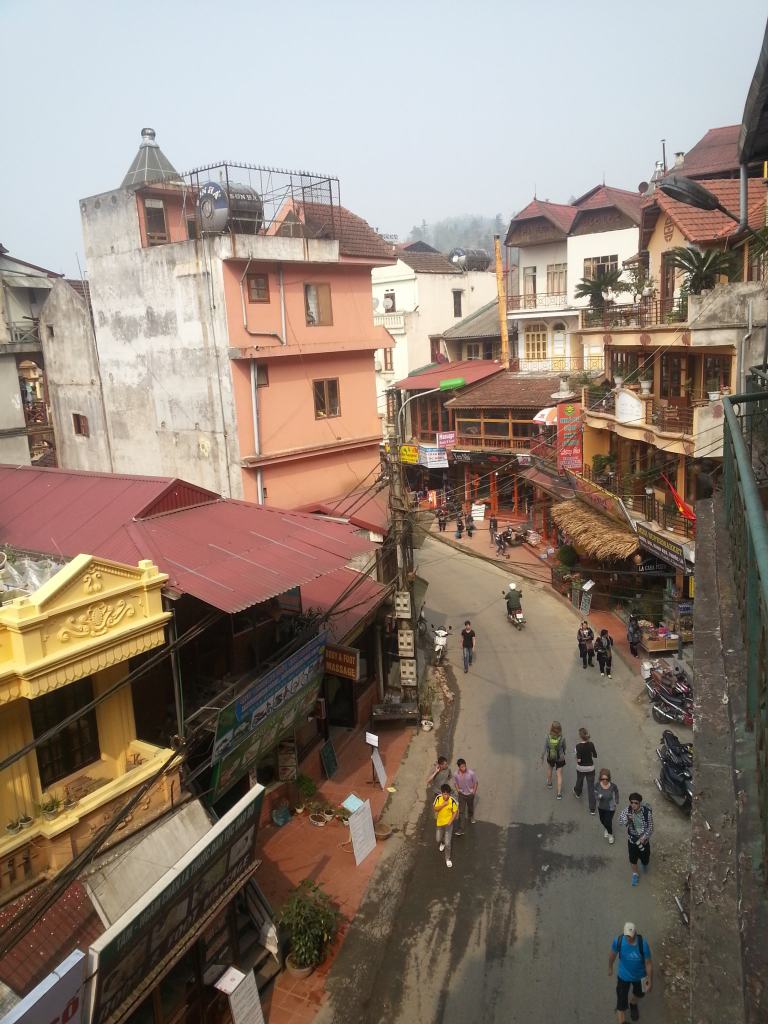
[
  {"left": 436, "top": 431, "right": 456, "bottom": 448},
  {"left": 563, "top": 469, "right": 634, "bottom": 528},
  {"left": 418, "top": 445, "right": 449, "bottom": 469},
  {"left": 399, "top": 444, "right": 419, "bottom": 464},
  {"left": 324, "top": 643, "right": 360, "bottom": 680},
  {"left": 556, "top": 402, "right": 583, "bottom": 472},
  {"left": 87, "top": 787, "right": 264, "bottom": 1024},
  {"left": 3, "top": 950, "right": 85, "bottom": 1024},
  {"left": 635, "top": 522, "right": 687, "bottom": 572}
]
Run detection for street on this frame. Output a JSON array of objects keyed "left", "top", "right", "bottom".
[{"left": 316, "top": 538, "right": 690, "bottom": 1024}]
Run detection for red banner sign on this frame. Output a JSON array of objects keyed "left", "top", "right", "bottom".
[{"left": 557, "top": 402, "right": 583, "bottom": 472}]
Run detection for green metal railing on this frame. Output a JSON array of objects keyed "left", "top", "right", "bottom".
[{"left": 722, "top": 370, "right": 768, "bottom": 867}]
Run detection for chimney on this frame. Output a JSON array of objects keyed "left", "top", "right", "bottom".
[
  {"left": 551, "top": 376, "right": 575, "bottom": 401},
  {"left": 674, "top": 151, "right": 685, "bottom": 169}
]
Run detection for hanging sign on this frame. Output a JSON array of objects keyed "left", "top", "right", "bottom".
[
  {"left": 399, "top": 444, "right": 419, "bottom": 464},
  {"left": 436, "top": 431, "right": 456, "bottom": 448},
  {"left": 557, "top": 402, "right": 583, "bottom": 472},
  {"left": 636, "top": 522, "right": 687, "bottom": 572},
  {"left": 418, "top": 445, "right": 449, "bottom": 469},
  {"left": 325, "top": 643, "right": 360, "bottom": 681}
]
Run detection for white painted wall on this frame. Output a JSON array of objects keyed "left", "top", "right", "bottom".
[
  {"left": 566, "top": 226, "right": 639, "bottom": 305},
  {"left": 515, "top": 241, "right": 569, "bottom": 297}
]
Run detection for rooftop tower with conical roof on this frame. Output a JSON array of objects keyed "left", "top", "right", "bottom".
[{"left": 120, "top": 128, "right": 180, "bottom": 190}]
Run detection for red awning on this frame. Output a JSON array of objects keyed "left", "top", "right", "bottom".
[{"left": 395, "top": 360, "right": 503, "bottom": 392}]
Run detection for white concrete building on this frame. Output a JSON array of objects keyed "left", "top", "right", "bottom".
[
  {"left": 504, "top": 186, "right": 643, "bottom": 374},
  {"left": 371, "top": 243, "right": 496, "bottom": 424}
]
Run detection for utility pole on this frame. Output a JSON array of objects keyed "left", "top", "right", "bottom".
[{"left": 494, "top": 234, "right": 510, "bottom": 367}]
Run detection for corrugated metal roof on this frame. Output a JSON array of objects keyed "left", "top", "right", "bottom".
[
  {"left": 442, "top": 301, "right": 501, "bottom": 341},
  {"left": 0, "top": 466, "right": 372, "bottom": 613},
  {"left": 395, "top": 359, "right": 504, "bottom": 392},
  {"left": 308, "top": 486, "right": 390, "bottom": 534},
  {"left": 301, "top": 567, "right": 388, "bottom": 642},
  {"left": 121, "top": 128, "right": 180, "bottom": 190}
]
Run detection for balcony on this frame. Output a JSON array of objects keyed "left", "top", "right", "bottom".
[
  {"left": 374, "top": 312, "right": 406, "bottom": 334},
  {"left": 5, "top": 321, "right": 41, "bottom": 349},
  {"left": 580, "top": 297, "right": 688, "bottom": 330},
  {"left": 509, "top": 355, "right": 604, "bottom": 374},
  {"left": 581, "top": 466, "right": 695, "bottom": 538},
  {"left": 23, "top": 401, "right": 50, "bottom": 428},
  {"left": 507, "top": 292, "right": 569, "bottom": 312}
]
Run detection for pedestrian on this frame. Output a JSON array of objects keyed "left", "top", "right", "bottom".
[
  {"left": 437, "top": 507, "right": 447, "bottom": 533},
  {"left": 595, "top": 768, "right": 620, "bottom": 844},
  {"left": 627, "top": 615, "right": 641, "bottom": 658},
  {"left": 466, "top": 517, "right": 474, "bottom": 539},
  {"left": 618, "top": 792, "right": 654, "bottom": 885},
  {"left": 453, "top": 758, "right": 478, "bottom": 834},
  {"left": 608, "top": 922, "right": 653, "bottom": 1023},
  {"left": 572, "top": 727, "right": 598, "bottom": 813},
  {"left": 455, "top": 513, "right": 464, "bottom": 539},
  {"left": 495, "top": 531, "right": 507, "bottom": 557},
  {"left": 595, "top": 628, "right": 614, "bottom": 677},
  {"left": 541, "top": 721, "right": 566, "bottom": 798},
  {"left": 426, "top": 755, "right": 453, "bottom": 797},
  {"left": 432, "top": 783, "right": 458, "bottom": 868},
  {"left": 577, "top": 621, "right": 595, "bottom": 669},
  {"left": 489, "top": 514, "right": 498, "bottom": 544},
  {"left": 460, "top": 620, "right": 476, "bottom": 674}
]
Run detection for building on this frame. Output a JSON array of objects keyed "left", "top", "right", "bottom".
[
  {"left": 48, "top": 128, "right": 395, "bottom": 509},
  {"left": 439, "top": 300, "right": 502, "bottom": 363},
  {"left": 371, "top": 241, "right": 496, "bottom": 424},
  {"left": 0, "top": 247, "right": 60, "bottom": 467},
  {"left": 504, "top": 185, "right": 642, "bottom": 373}
]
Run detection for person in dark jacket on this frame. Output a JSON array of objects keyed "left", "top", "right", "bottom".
[
  {"left": 627, "top": 615, "right": 641, "bottom": 658},
  {"left": 595, "top": 628, "right": 614, "bottom": 677},
  {"left": 577, "top": 621, "right": 595, "bottom": 668}
]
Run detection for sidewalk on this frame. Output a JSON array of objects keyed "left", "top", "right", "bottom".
[{"left": 259, "top": 722, "right": 416, "bottom": 1024}]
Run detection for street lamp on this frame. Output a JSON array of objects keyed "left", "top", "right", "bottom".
[{"left": 658, "top": 174, "right": 758, "bottom": 238}]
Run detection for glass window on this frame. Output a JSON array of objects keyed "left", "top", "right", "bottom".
[
  {"left": 452, "top": 291, "right": 463, "bottom": 318},
  {"left": 247, "top": 274, "right": 269, "bottom": 303},
  {"left": 383, "top": 347, "right": 393, "bottom": 371},
  {"left": 72, "top": 413, "right": 89, "bottom": 437},
  {"left": 703, "top": 355, "right": 731, "bottom": 390},
  {"left": 524, "top": 323, "right": 548, "bottom": 360},
  {"left": 523, "top": 267, "right": 537, "bottom": 308},
  {"left": 304, "top": 283, "right": 333, "bottom": 325},
  {"left": 256, "top": 363, "right": 269, "bottom": 387},
  {"left": 144, "top": 198, "right": 168, "bottom": 244},
  {"left": 313, "top": 378, "right": 340, "bottom": 418},
  {"left": 31, "top": 677, "right": 100, "bottom": 788},
  {"left": 383, "top": 290, "right": 397, "bottom": 312},
  {"left": 583, "top": 255, "right": 618, "bottom": 280},
  {"left": 484, "top": 420, "right": 510, "bottom": 437},
  {"left": 546, "top": 263, "right": 566, "bottom": 294}
]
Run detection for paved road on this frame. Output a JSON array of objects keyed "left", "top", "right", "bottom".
[{"left": 317, "top": 539, "right": 689, "bottom": 1024}]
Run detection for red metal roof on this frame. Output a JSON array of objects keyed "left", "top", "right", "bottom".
[
  {"left": 444, "top": 372, "right": 563, "bottom": 409},
  {"left": 396, "top": 359, "right": 504, "bottom": 392},
  {"left": 307, "top": 486, "right": 390, "bottom": 534},
  {"left": 0, "top": 882, "right": 104, "bottom": 998},
  {"left": 0, "top": 466, "right": 372, "bottom": 613},
  {"left": 300, "top": 567, "right": 388, "bottom": 642}
]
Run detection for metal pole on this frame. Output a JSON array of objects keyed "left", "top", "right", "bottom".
[
  {"left": 166, "top": 601, "right": 185, "bottom": 741},
  {"left": 495, "top": 235, "right": 510, "bottom": 367}
]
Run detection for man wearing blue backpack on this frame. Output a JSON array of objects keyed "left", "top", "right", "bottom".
[{"left": 608, "top": 922, "right": 653, "bottom": 1023}]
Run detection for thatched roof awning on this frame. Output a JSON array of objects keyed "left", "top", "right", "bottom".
[{"left": 551, "top": 499, "right": 639, "bottom": 562}]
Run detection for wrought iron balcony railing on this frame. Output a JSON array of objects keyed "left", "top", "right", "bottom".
[
  {"left": 581, "top": 297, "right": 688, "bottom": 330},
  {"left": 507, "top": 292, "right": 569, "bottom": 312}
]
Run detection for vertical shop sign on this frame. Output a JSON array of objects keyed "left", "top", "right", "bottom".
[{"left": 557, "top": 402, "right": 583, "bottom": 472}]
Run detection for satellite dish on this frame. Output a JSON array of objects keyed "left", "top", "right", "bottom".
[
  {"left": 372, "top": 296, "right": 381, "bottom": 311},
  {"left": 383, "top": 296, "right": 394, "bottom": 311}
]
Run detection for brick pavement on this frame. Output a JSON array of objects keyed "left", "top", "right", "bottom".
[{"left": 258, "top": 722, "right": 416, "bottom": 1023}]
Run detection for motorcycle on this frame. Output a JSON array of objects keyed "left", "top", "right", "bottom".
[
  {"left": 431, "top": 624, "right": 451, "bottom": 665},
  {"left": 502, "top": 593, "right": 526, "bottom": 630},
  {"left": 658, "top": 729, "right": 693, "bottom": 769},
  {"left": 655, "top": 758, "right": 693, "bottom": 813},
  {"left": 644, "top": 680, "right": 694, "bottom": 727}
]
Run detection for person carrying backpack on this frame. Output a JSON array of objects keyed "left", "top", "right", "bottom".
[
  {"left": 618, "top": 792, "right": 654, "bottom": 886},
  {"left": 595, "top": 628, "right": 614, "bottom": 677},
  {"left": 541, "top": 721, "right": 566, "bottom": 799},
  {"left": 432, "top": 783, "right": 459, "bottom": 868},
  {"left": 608, "top": 922, "right": 653, "bottom": 1023}
]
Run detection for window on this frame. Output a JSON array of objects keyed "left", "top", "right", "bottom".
[
  {"left": 452, "top": 290, "right": 463, "bottom": 318},
  {"left": 386, "top": 390, "right": 397, "bottom": 423},
  {"left": 31, "top": 677, "right": 100, "bottom": 788},
  {"left": 144, "top": 198, "right": 168, "bottom": 244},
  {"left": 524, "top": 322, "right": 548, "bottom": 361},
  {"left": 304, "top": 283, "right": 333, "bottom": 326},
  {"left": 523, "top": 266, "right": 537, "bottom": 308},
  {"left": 186, "top": 217, "right": 198, "bottom": 240},
  {"left": 583, "top": 255, "right": 618, "bottom": 280},
  {"left": 546, "top": 263, "right": 567, "bottom": 294},
  {"left": 383, "top": 347, "right": 394, "bottom": 372},
  {"left": 703, "top": 354, "right": 731, "bottom": 391},
  {"left": 247, "top": 273, "right": 270, "bottom": 303},
  {"left": 430, "top": 337, "right": 442, "bottom": 362},
  {"left": 313, "top": 378, "right": 340, "bottom": 418},
  {"left": 383, "top": 290, "right": 397, "bottom": 312},
  {"left": 256, "top": 363, "right": 269, "bottom": 387},
  {"left": 46, "top": 325, "right": 55, "bottom": 341},
  {"left": 72, "top": 413, "right": 89, "bottom": 437},
  {"left": 466, "top": 343, "right": 481, "bottom": 360}
]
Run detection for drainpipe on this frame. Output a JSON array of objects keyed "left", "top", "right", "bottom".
[
  {"left": 738, "top": 300, "right": 754, "bottom": 393},
  {"left": 279, "top": 267, "right": 287, "bottom": 344},
  {"left": 250, "top": 360, "right": 264, "bottom": 504},
  {"left": 739, "top": 164, "right": 748, "bottom": 230}
]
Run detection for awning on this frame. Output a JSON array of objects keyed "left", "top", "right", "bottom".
[
  {"left": 2, "top": 275, "right": 52, "bottom": 290},
  {"left": 533, "top": 407, "right": 558, "bottom": 426},
  {"left": 517, "top": 467, "right": 574, "bottom": 500},
  {"left": 551, "top": 499, "right": 639, "bottom": 561}
]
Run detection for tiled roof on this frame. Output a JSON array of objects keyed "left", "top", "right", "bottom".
[
  {"left": 508, "top": 198, "right": 578, "bottom": 235},
  {"left": 298, "top": 202, "right": 395, "bottom": 261},
  {"left": 395, "top": 359, "right": 503, "bottom": 392},
  {"left": 0, "top": 465, "right": 372, "bottom": 613},
  {"left": 572, "top": 185, "right": 643, "bottom": 224},
  {"left": 300, "top": 567, "right": 388, "bottom": 643},
  {"left": 396, "top": 249, "right": 460, "bottom": 274},
  {"left": 442, "top": 300, "right": 500, "bottom": 341},
  {"left": 0, "top": 882, "right": 104, "bottom": 998},
  {"left": 674, "top": 125, "right": 741, "bottom": 178},
  {"left": 401, "top": 241, "right": 440, "bottom": 253},
  {"left": 445, "top": 372, "right": 563, "bottom": 409},
  {"left": 642, "top": 177, "right": 768, "bottom": 246}
]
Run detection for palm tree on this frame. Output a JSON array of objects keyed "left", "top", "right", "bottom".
[
  {"left": 667, "top": 246, "right": 735, "bottom": 294},
  {"left": 574, "top": 269, "right": 632, "bottom": 309}
]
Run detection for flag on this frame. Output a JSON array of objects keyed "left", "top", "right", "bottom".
[{"left": 661, "top": 473, "right": 696, "bottom": 522}]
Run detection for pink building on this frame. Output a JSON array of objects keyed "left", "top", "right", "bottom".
[{"left": 47, "top": 129, "right": 395, "bottom": 509}]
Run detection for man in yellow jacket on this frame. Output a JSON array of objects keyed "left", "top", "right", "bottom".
[{"left": 433, "top": 783, "right": 459, "bottom": 868}]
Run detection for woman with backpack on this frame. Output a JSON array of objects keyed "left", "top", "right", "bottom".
[
  {"left": 595, "top": 628, "right": 614, "bottom": 678},
  {"left": 595, "top": 768, "right": 620, "bottom": 844},
  {"left": 541, "top": 721, "right": 567, "bottom": 799}
]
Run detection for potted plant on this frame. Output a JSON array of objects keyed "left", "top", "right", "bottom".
[
  {"left": 294, "top": 774, "right": 316, "bottom": 815},
  {"left": 278, "top": 880, "right": 341, "bottom": 978},
  {"left": 591, "top": 453, "right": 615, "bottom": 480},
  {"left": 308, "top": 801, "right": 326, "bottom": 828},
  {"left": 40, "top": 793, "right": 61, "bottom": 822},
  {"left": 322, "top": 804, "right": 336, "bottom": 823},
  {"left": 271, "top": 800, "right": 292, "bottom": 828},
  {"left": 706, "top": 378, "right": 721, "bottom": 401},
  {"left": 335, "top": 806, "right": 351, "bottom": 827},
  {"left": 19, "top": 812, "right": 33, "bottom": 829},
  {"left": 639, "top": 369, "right": 653, "bottom": 395},
  {"left": 6, "top": 819, "right": 21, "bottom": 836}
]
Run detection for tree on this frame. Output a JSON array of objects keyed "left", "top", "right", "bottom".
[
  {"left": 667, "top": 246, "right": 736, "bottom": 295},
  {"left": 574, "top": 269, "right": 631, "bottom": 308}
]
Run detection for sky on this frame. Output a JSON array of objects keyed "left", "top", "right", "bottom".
[{"left": 2, "top": 0, "right": 767, "bottom": 276}]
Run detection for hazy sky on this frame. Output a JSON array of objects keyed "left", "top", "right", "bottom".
[{"left": 2, "top": 0, "right": 766, "bottom": 275}]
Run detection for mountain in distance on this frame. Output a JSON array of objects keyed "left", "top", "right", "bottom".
[{"left": 406, "top": 213, "right": 508, "bottom": 256}]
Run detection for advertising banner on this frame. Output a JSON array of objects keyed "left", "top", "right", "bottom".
[
  {"left": 556, "top": 402, "right": 583, "bottom": 472},
  {"left": 436, "top": 431, "right": 456, "bottom": 448},
  {"left": 3, "top": 950, "right": 85, "bottom": 1024},
  {"left": 324, "top": 643, "right": 360, "bottom": 681},
  {"left": 88, "top": 787, "right": 263, "bottom": 1024},
  {"left": 418, "top": 445, "right": 449, "bottom": 469},
  {"left": 211, "top": 633, "right": 327, "bottom": 765},
  {"left": 563, "top": 469, "right": 634, "bottom": 528},
  {"left": 635, "top": 523, "right": 688, "bottom": 572},
  {"left": 399, "top": 444, "right": 419, "bottom": 465}
]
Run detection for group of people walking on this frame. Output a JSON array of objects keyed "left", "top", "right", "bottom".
[
  {"left": 427, "top": 755, "right": 478, "bottom": 868},
  {"left": 577, "top": 621, "right": 615, "bottom": 676}
]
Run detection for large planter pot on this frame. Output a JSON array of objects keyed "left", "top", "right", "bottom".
[
  {"left": 285, "top": 954, "right": 315, "bottom": 979},
  {"left": 18, "top": 815, "right": 33, "bottom": 830},
  {"left": 322, "top": 810, "right": 335, "bottom": 823},
  {"left": 640, "top": 380, "right": 652, "bottom": 395},
  {"left": 708, "top": 391, "right": 721, "bottom": 401},
  {"left": 309, "top": 813, "right": 326, "bottom": 828},
  {"left": 613, "top": 376, "right": 624, "bottom": 388}
]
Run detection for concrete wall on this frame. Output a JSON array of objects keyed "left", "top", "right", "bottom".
[
  {"left": 566, "top": 226, "right": 639, "bottom": 305},
  {"left": 241, "top": 443, "right": 380, "bottom": 508},
  {"left": 0, "top": 355, "right": 29, "bottom": 464},
  {"left": 81, "top": 189, "right": 243, "bottom": 497},
  {"left": 39, "top": 280, "right": 112, "bottom": 471},
  {"left": 516, "top": 240, "right": 568, "bottom": 296}
]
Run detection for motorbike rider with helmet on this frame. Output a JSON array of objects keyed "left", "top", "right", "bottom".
[{"left": 505, "top": 582, "right": 523, "bottom": 615}]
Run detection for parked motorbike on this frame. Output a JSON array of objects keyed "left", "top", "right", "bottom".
[
  {"left": 658, "top": 729, "right": 693, "bottom": 769},
  {"left": 655, "top": 759, "right": 693, "bottom": 812},
  {"left": 417, "top": 604, "right": 428, "bottom": 637},
  {"left": 645, "top": 680, "right": 694, "bottom": 727},
  {"left": 431, "top": 624, "right": 451, "bottom": 665}
]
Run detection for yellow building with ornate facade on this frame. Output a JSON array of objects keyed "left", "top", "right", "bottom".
[{"left": 0, "top": 553, "right": 180, "bottom": 905}]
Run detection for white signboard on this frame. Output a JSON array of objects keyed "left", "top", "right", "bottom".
[
  {"left": 365, "top": 731, "right": 379, "bottom": 747},
  {"left": 371, "top": 748, "right": 387, "bottom": 789},
  {"left": 215, "top": 967, "right": 265, "bottom": 1024},
  {"left": 349, "top": 800, "right": 377, "bottom": 866},
  {"left": 615, "top": 388, "right": 644, "bottom": 426},
  {"left": 418, "top": 445, "right": 449, "bottom": 469},
  {"left": 2, "top": 950, "right": 85, "bottom": 1024}
]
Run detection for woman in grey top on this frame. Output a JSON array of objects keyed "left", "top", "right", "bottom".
[{"left": 594, "top": 768, "right": 620, "bottom": 844}]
